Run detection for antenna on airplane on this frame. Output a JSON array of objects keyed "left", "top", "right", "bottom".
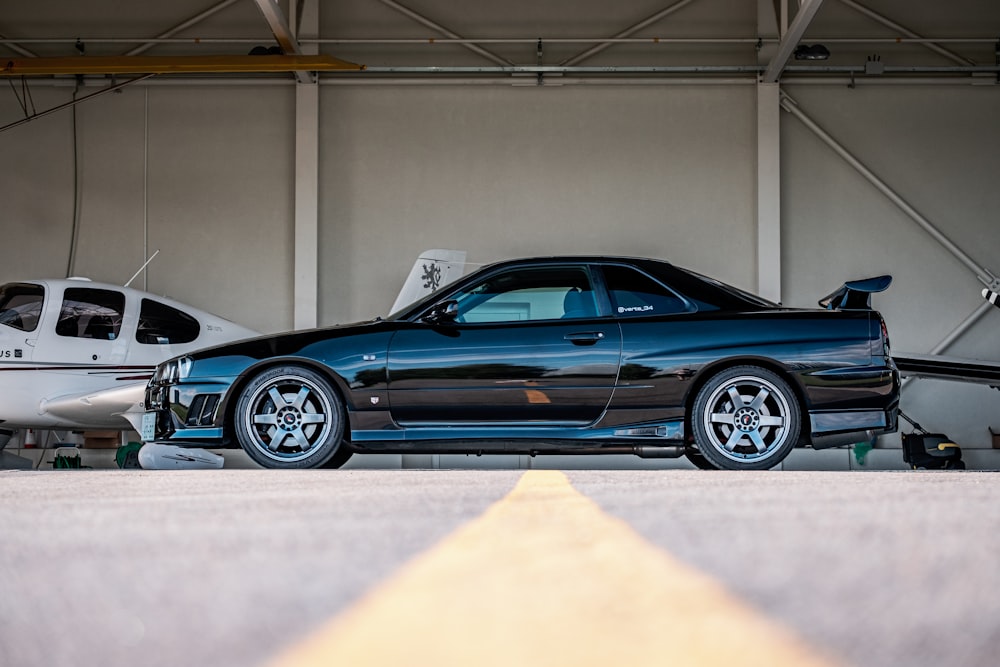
[{"left": 124, "top": 249, "right": 161, "bottom": 288}]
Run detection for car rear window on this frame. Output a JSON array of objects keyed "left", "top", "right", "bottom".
[{"left": 603, "top": 265, "right": 691, "bottom": 317}]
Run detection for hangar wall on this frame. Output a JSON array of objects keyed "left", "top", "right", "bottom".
[
  {"left": 2, "top": 79, "right": 998, "bottom": 448},
  {"left": 0, "top": 85, "right": 295, "bottom": 333},
  {"left": 318, "top": 85, "right": 756, "bottom": 322}
]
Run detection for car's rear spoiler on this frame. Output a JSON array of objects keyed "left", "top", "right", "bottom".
[{"left": 819, "top": 275, "right": 892, "bottom": 310}]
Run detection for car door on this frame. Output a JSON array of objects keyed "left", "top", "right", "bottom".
[
  {"left": 599, "top": 263, "right": 703, "bottom": 415},
  {"left": 387, "top": 264, "right": 622, "bottom": 425}
]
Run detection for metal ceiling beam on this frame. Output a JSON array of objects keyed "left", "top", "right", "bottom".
[
  {"left": 253, "top": 0, "right": 303, "bottom": 55},
  {"left": 5, "top": 36, "right": 998, "bottom": 48},
  {"left": 376, "top": 0, "right": 512, "bottom": 67},
  {"left": 125, "top": 0, "right": 241, "bottom": 56},
  {"left": 763, "top": 0, "right": 825, "bottom": 83},
  {"left": 347, "top": 64, "right": 996, "bottom": 75},
  {"left": 0, "top": 32, "right": 36, "bottom": 58},
  {"left": 253, "top": 0, "right": 313, "bottom": 83},
  {"left": 7, "top": 61, "right": 987, "bottom": 78},
  {"left": 0, "top": 54, "right": 362, "bottom": 76},
  {"left": 836, "top": 0, "right": 976, "bottom": 67},
  {"left": 560, "top": 0, "right": 698, "bottom": 67}
]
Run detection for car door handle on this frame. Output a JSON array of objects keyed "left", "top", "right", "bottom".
[{"left": 564, "top": 331, "right": 605, "bottom": 345}]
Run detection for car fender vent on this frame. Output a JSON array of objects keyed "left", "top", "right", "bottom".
[{"left": 185, "top": 394, "right": 221, "bottom": 427}]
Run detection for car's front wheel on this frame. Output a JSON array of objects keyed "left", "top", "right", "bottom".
[
  {"left": 692, "top": 366, "right": 800, "bottom": 471},
  {"left": 234, "top": 365, "right": 346, "bottom": 469}
]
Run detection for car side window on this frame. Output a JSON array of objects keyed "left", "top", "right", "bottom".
[
  {"left": 56, "top": 288, "right": 125, "bottom": 340},
  {"left": 451, "top": 267, "right": 598, "bottom": 323},
  {"left": 136, "top": 299, "right": 201, "bottom": 345},
  {"left": 603, "top": 265, "right": 690, "bottom": 317},
  {"left": 0, "top": 283, "right": 44, "bottom": 332}
]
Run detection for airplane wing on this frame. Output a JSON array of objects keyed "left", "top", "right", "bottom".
[
  {"left": 894, "top": 353, "right": 1000, "bottom": 387},
  {"left": 390, "top": 249, "right": 468, "bottom": 314},
  {"left": 892, "top": 288, "right": 1000, "bottom": 387}
]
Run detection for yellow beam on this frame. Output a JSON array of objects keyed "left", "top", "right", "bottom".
[{"left": 1, "top": 54, "right": 363, "bottom": 76}]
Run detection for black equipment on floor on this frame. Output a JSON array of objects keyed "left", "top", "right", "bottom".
[{"left": 898, "top": 410, "right": 965, "bottom": 470}]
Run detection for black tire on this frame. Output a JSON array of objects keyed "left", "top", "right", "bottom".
[
  {"left": 234, "top": 365, "right": 346, "bottom": 469},
  {"left": 684, "top": 449, "right": 720, "bottom": 470},
  {"left": 692, "top": 365, "right": 800, "bottom": 471}
]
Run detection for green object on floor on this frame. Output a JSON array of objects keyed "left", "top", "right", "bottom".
[
  {"left": 52, "top": 448, "right": 82, "bottom": 469},
  {"left": 853, "top": 439, "right": 874, "bottom": 466},
  {"left": 116, "top": 442, "right": 143, "bottom": 469}
]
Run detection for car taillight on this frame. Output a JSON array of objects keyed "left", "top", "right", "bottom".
[{"left": 880, "top": 317, "right": 891, "bottom": 357}]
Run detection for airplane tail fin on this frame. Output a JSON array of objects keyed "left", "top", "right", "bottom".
[{"left": 390, "top": 249, "right": 467, "bottom": 314}]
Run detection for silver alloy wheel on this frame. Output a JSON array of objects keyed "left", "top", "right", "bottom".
[
  {"left": 241, "top": 373, "right": 334, "bottom": 464},
  {"left": 696, "top": 369, "right": 798, "bottom": 468}
]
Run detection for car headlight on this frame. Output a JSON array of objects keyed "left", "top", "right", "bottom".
[{"left": 153, "top": 356, "right": 193, "bottom": 385}]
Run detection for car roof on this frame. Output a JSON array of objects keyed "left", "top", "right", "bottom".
[{"left": 391, "top": 255, "right": 777, "bottom": 320}]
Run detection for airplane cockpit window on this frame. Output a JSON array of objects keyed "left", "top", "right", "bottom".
[
  {"left": 0, "top": 283, "right": 44, "bottom": 332},
  {"left": 136, "top": 299, "right": 200, "bottom": 345},
  {"left": 57, "top": 288, "right": 125, "bottom": 340}
]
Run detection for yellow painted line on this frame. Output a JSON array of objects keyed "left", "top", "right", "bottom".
[{"left": 268, "top": 470, "right": 841, "bottom": 667}]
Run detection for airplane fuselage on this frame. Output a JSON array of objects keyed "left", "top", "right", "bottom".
[{"left": 0, "top": 278, "right": 257, "bottom": 431}]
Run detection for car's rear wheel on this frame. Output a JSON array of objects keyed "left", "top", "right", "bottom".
[
  {"left": 692, "top": 366, "right": 800, "bottom": 471},
  {"left": 234, "top": 365, "right": 346, "bottom": 469}
]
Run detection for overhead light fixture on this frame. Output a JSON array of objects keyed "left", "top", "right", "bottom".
[{"left": 794, "top": 44, "right": 830, "bottom": 60}]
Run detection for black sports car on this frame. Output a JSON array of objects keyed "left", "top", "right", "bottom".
[{"left": 142, "top": 256, "right": 899, "bottom": 470}]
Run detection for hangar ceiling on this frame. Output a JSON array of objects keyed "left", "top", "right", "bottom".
[{"left": 2, "top": 0, "right": 998, "bottom": 85}]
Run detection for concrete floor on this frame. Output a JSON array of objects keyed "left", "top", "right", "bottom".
[
  {"left": 3, "top": 442, "right": 1000, "bottom": 471},
  {"left": 1, "top": 469, "right": 998, "bottom": 667}
]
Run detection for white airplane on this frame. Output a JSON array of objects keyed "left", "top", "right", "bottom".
[
  {"left": 0, "top": 277, "right": 258, "bottom": 438},
  {"left": 0, "top": 249, "right": 468, "bottom": 465}
]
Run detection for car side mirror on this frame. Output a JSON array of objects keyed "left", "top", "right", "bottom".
[{"left": 423, "top": 300, "right": 459, "bottom": 324}]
